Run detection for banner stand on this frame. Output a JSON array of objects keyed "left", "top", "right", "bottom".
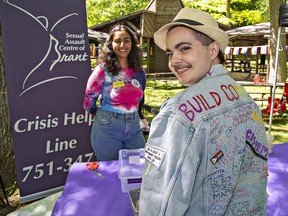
[
  {"left": 0, "top": 0, "right": 95, "bottom": 203},
  {"left": 20, "top": 186, "right": 64, "bottom": 204}
]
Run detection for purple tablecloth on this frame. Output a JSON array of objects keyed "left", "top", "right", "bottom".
[
  {"left": 52, "top": 143, "right": 288, "bottom": 216},
  {"left": 267, "top": 143, "right": 288, "bottom": 216},
  {"left": 51, "top": 161, "right": 133, "bottom": 216}
]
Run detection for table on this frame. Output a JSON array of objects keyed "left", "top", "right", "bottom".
[
  {"left": 52, "top": 143, "right": 288, "bottom": 216},
  {"left": 146, "top": 72, "right": 178, "bottom": 87},
  {"left": 267, "top": 143, "right": 288, "bottom": 216},
  {"left": 237, "top": 81, "right": 285, "bottom": 98},
  {"left": 51, "top": 161, "right": 133, "bottom": 216}
]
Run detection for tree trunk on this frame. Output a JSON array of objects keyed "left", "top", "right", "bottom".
[
  {"left": 269, "top": 0, "right": 287, "bottom": 82},
  {"left": 226, "top": 0, "right": 231, "bottom": 27},
  {"left": 0, "top": 22, "right": 17, "bottom": 187}
]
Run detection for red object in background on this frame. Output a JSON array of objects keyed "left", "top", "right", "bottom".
[
  {"left": 262, "top": 97, "right": 287, "bottom": 115},
  {"left": 253, "top": 75, "right": 261, "bottom": 84},
  {"left": 262, "top": 79, "right": 288, "bottom": 116},
  {"left": 284, "top": 81, "right": 288, "bottom": 99}
]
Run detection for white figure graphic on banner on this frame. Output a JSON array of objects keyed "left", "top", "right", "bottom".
[{"left": 3, "top": 0, "right": 87, "bottom": 96}]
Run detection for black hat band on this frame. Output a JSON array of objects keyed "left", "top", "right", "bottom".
[{"left": 173, "top": 19, "right": 203, "bottom": 26}]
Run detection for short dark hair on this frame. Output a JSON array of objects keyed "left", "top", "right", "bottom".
[
  {"left": 169, "top": 25, "right": 225, "bottom": 64},
  {"left": 190, "top": 28, "right": 225, "bottom": 64}
]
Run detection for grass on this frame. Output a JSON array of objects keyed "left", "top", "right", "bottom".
[
  {"left": 243, "top": 85, "right": 288, "bottom": 144},
  {"left": 143, "top": 80, "right": 288, "bottom": 144}
]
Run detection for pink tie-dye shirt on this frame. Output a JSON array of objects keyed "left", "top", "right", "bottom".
[{"left": 83, "top": 64, "right": 146, "bottom": 115}]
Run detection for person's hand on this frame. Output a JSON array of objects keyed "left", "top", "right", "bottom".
[{"left": 140, "top": 119, "right": 150, "bottom": 132}]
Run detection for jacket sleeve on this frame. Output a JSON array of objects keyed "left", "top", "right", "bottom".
[
  {"left": 83, "top": 65, "right": 105, "bottom": 115},
  {"left": 135, "top": 68, "right": 146, "bottom": 92},
  {"left": 139, "top": 114, "right": 206, "bottom": 216},
  {"left": 164, "top": 125, "right": 208, "bottom": 215}
]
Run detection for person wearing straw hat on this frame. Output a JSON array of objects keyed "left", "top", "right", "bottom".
[{"left": 139, "top": 8, "right": 268, "bottom": 215}]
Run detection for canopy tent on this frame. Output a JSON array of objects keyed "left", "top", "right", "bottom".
[
  {"left": 226, "top": 22, "right": 288, "bottom": 46},
  {"left": 88, "top": 29, "right": 108, "bottom": 42},
  {"left": 225, "top": 45, "right": 269, "bottom": 55},
  {"left": 225, "top": 22, "right": 288, "bottom": 75},
  {"left": 226, "top": 7, "right": 288, "bottom": 139},
  {"left": 268, "top": 3, "right": 288, "bottom": 135}
]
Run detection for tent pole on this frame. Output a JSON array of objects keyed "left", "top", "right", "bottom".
[{"left": 268, "top": 26, "right": 282, "bottom": 133}]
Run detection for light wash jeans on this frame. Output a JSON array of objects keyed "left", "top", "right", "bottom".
[{"left": 91, "top": 109, "right": 145, "bottom": 161}]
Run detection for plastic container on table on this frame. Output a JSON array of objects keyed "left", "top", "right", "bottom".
[{"left": 118, "top": 148, "right": 145, "bottom": 193}]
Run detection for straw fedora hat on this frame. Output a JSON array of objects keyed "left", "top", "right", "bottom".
[{"left": 154, "top": 8, "right": 229, "bottom": 52}]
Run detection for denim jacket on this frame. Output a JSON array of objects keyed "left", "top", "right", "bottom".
[{"left": 139, "top": 65, "right": 268, "bottom": 216}]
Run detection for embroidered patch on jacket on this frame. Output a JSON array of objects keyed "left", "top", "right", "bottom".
[
  {"left": 246, "top": 129, "right": 268, "bottom": 160},
  {"left": 145, "top": 144, "right": 165, "bottom": 169},
  {"left": 210, "top": 150, "right": 224, "bottom": 165}
]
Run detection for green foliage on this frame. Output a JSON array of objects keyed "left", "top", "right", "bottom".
[
  {"left": 231, "top": 9, "right": 263, "bottom": 26},
  {"left": 86, "top": 0, "right": 150, "bottom": 27},
  {"left": 87, "top": 0, "right": 269, "bottom": 28},
  {"left": 230, "top": 0, "right": 268, "bottom": 26},
  {"left": 256, "top": 0, "right": 269, "bottom": 21},
  {"left": 182, "top": 0, "right": 269, "bottom": 27}
]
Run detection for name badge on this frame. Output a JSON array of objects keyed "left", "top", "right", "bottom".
[
  {"left": 112, "top": 81, "right": 125, "bottom": 88},
  {"left": 145, "top": 145, "right": 165, "bottom": 169}
]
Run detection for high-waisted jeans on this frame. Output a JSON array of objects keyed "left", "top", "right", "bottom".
[{"left": 91, "top": 109, "right": 145, "bottom": 161}]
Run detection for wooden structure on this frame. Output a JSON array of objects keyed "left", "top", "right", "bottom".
[
  {"left": 237, "top": 81, "right": 285, "bottom": 105},
  {"left": 88, "top": 29, "right": 108, "bottom": 58},
  {"left": 226, "top": 22, "right": 271, "bottom": 46},
  {"left": 225, "top": 22, "right": 288, "bottom": 78},
  {"left": 90, "top": 0, "right": 230, "bottom": 74}
]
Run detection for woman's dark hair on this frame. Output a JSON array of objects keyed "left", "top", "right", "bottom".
[{"left": 97, "top": 24, "right": 142, "bottom": 75}]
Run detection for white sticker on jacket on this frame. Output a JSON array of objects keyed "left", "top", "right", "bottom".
[{"left": 145, "top": 145, "right": 165, "bottom": 169}]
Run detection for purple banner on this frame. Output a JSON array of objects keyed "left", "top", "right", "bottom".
[{"left": 0, "top": 0, "right": 95, "bottom": 202}]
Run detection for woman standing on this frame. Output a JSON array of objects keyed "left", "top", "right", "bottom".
[{"left": 83, "top": 24, "right": 146, "bottom": 161}]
